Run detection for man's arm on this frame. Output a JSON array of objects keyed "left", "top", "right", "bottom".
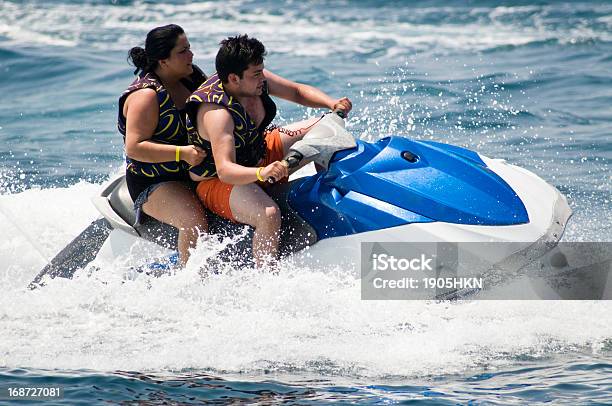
[
  {"left": 194, "top": 105, "right": 287, "bottom": 184},
  {"left": 264, "top": 69, "right": 352, "bottom": 114}
]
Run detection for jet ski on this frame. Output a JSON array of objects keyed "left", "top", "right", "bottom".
[{"left": 32, "top": 112, "right": 574, "bottom": 296}]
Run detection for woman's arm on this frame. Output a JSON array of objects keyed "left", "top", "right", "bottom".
[{"left": 124, "top": 88, "right": 204, "bottom": 165}]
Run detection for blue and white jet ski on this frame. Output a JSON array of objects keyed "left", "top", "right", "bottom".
[{"left": 32, "top": 112, "right": 572, "bottom": 289}]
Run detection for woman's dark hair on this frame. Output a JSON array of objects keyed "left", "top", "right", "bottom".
[
  {"left": 128, "top": 24, "right": 185, "bottom": 75},
  {"left": 216, "top": 34, "right": 266, "bottom": 83}
]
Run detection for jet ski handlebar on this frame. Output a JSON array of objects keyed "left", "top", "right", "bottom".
[
  {"left": 333, "top": 109, "right": 346, "bottom": 119},
  {"left": 267, "top": 109, "right": 352, "bottom": 183}
]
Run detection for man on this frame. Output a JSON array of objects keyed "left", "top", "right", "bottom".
[{"left": 186, "top": 34, "right": 352, "bottom": 267}]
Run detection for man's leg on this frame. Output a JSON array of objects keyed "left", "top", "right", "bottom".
[
  {"left": 277, "top": 117, "right": 321, "bottom": 155},
  {"left": 229, "top": 183, "right": 282, "bottom": 268},
  {"left": 142, "top": 182, "right": 208, "bottom": 268},
  {"left": 266, "top": 117, "right": 323, "bottom": 175}
]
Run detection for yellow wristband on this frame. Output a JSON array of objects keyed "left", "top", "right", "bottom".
[
  {"left": 175, "top": 146, "right": 180, "bottom": 162},
  {"left": 256, "top": 167, "right": 265, "bottom": 182}
]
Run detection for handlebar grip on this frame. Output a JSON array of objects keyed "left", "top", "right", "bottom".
[
  {"left": 333, "top": 109, "right": 346, "bottom": 119},
  {"left": 266, "top": 159, "right": 290, "bottom": 184},
  {"left": 282, "top": 152, "right": 303, "bottom": 169}
]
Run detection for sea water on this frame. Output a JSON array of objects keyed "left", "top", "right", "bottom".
[{"left": 0, "top": 1, "right": 611, "bottom": 404}]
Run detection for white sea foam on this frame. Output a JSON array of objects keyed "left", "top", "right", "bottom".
[
  {"left": 0, "top": 182, "right": 610, "bottom": 379},
  {"left": 0, "top": 182, "right": 100, "bottom": 286}
]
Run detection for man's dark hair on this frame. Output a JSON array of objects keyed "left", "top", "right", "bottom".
[{"left": 216, "top": 34, "right": 266, "bottom": 83}]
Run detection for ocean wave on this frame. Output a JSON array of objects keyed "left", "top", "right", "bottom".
[
  {"left": 0, "top": 185, "right": 610, "bottom": 376},
  {"left": 1, "top": 1, "right": 611, "bottom": 57},
  {"left": 0, "top": 181, "right": 608, "bottom": 376}
]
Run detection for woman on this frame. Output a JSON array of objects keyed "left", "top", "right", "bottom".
[{"left": 119, "top": 24, "right": 208, "bottom": 267}]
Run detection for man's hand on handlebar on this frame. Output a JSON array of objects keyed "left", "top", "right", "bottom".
[
  {"left": 332, "top": 97, "right": 352, "bottom": 117},
  {"left": 260, "top": 160, "right": 289, "bottom": 183}
]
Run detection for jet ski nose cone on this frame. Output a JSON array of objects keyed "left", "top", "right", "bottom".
[{"left": 329, "top": 137, "right": 530, "bottom": 226}]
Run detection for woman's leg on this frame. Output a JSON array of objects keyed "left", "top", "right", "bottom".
[
  {"left": 142, "top": 181, "right": 208, "bottom": 267},
  {"left": 229, "top": 183, "right": 282, "bottom": 268}
]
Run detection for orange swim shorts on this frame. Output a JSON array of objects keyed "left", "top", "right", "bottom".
[{"left": 195, "top": 128, "right": 286, "bottom": 221}]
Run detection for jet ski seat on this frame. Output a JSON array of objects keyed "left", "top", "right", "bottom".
[{"left": 108, "top": 177, "right": 136, "bottom": 227}]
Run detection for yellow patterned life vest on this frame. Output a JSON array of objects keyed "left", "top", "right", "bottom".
[
  {"left": 186, "top": 73, "right": 276, "bottom": 177},
  {"left": 118, "top": 69, "right": 205, "bottom": 178}
]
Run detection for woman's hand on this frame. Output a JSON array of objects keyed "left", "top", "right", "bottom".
[
  {"left": 180, "top": 145, "right": 206, "bottom": 166},
  {"left": 332, "top": 97, "right": 353, "bottom": 116}
]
